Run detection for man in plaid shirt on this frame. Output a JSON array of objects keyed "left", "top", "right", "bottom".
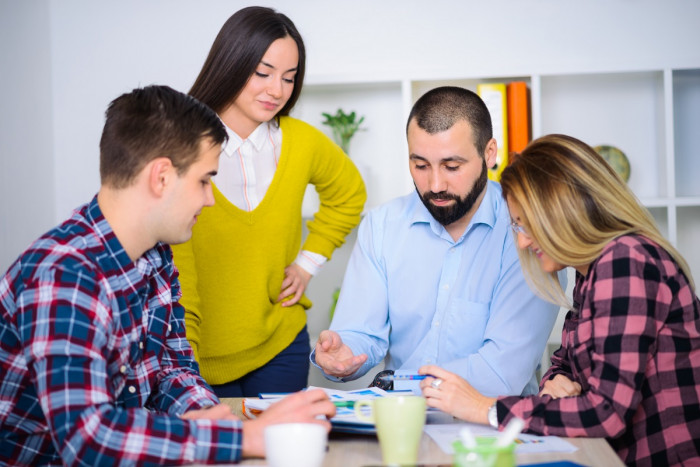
[{"left": 0, "top": 85, "right": 334, "bottom": 466}]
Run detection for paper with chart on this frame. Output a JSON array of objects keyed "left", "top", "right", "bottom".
[{"left": 242, "top": 386, "right": 390, "bottom": 432}]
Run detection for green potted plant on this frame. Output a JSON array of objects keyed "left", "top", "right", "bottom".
[{"left": 321, "top": 108, "right": 365, "bottom": 154}]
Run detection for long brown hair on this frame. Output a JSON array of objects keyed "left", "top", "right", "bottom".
[
  {"left": 501, "top": 134, "right": 695, "bottom": 307},
  {"left": 189, "top": 6, "right": 305, "bottom": 119}
]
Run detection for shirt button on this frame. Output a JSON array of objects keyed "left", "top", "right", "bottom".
[
  {"left": 128, "top": 386, "right": 136, "bottom": 394},
  {"left": 139, "top": 342, "right": 144, "bottom": 349},
  {"left": 168, "top": 324, "right": 172, "bottom": 332},
  {"left": 443, "top": 284, "right": 450, "bottom": 290},
  {"left": 120, "top": 365, "right": 127, "bottom": 374},
  {"left": 434, "top": 321, "right": 440, "bottom": 327}
]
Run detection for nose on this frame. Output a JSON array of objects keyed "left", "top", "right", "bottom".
[
  {"left": 429, "top": 170, "right": 446, "bottom": 194},
  {"left": 516, "top": 231, "right": 532, "bottom": 250},
  {"left": 267, "top": 77, "right": 283, "bottom": 99},
  {"left": 204, "top": 184, "right": 215, "bottom": 207}
]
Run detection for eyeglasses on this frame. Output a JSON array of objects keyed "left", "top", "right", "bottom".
[{"left": 510, "top": 221, "right": 529, "bottom": 237}]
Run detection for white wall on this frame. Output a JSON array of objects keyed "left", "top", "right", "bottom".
[
  {"left": 43, "top": 0, "right": 700, "bottom": 224},
  {"left": 3, "top": 1, "right": 698, "bottom": 260},
  {"left": 3, "top": 0, "right": 699, "bottom": 265},
  {"left": 0, "top": 0, "right": 55, "bottom": 269},
  {"left": 2, "top": 0, "right": 700, "bottom": 387}
]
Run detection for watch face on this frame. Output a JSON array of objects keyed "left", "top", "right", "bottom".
[
  {"left": 594, "top": 145, "right": 630, "bottom": 182},
  {"left": 488, "top": 403, "right": 498, "bottom": 428}
]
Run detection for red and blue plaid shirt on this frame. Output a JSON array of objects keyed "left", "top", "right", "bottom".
[
  {"left": 498, "top": 234, "right": 700, "bottom": 466},
  {"left": 0, "top": 196, "right": 243, "bottom": 466}
]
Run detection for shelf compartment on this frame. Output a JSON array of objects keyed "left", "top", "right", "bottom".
[
  {"left": 647, "top": 206, "right": 669, "bottom": 240},
  {"left": 540, "top": 71, "right": 666, "bottom": 200},
  {"left": 673, "top": 69, "right": 700, "bottom": 197},
  {"left": 677, "top": 206, "right": 700, "bottom": 283}
]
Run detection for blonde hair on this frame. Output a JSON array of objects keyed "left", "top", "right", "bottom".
[{"left": 500, "top": 134, "right": 695, "bottom": 308}]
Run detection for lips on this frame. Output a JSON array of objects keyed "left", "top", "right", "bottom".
[
  {"left": 431, "top": 199, "right": 454, "bottom": 206},
  {"left": 260, "top": 100, "right": 279, "bottom": 111}
]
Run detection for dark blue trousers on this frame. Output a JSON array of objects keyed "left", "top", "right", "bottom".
[{"left": 210, "top": 325, "right": 310, "bottom": 397}]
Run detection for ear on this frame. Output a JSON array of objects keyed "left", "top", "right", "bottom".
[
  {"left": 147, "top": 157, "right": 174, "bottom": 197},
  {"left": 484, "top": 138, "right": 498, "bottom": 169}
]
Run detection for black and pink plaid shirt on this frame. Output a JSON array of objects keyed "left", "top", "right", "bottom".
[{"left": 498, "top": 234, "right": 700, "bottom": 466}]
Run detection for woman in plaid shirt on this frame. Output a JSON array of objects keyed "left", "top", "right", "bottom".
[{"left": 418, "top": 134, "right": 699, "bottom": 466}]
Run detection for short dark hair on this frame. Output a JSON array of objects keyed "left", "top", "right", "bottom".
[
  {"left": 188, "top": 6, "right": 306, "bottom": 119},
  {"left": 99, "top": 85, "right": 227, "bottom": 188},
  {"left": 407, "top": 86, "right": 493, "bottom": 156}
]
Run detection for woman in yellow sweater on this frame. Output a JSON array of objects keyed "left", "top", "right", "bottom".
[{"left": 172, "top": 7, "right": 366, "bottom": 397}]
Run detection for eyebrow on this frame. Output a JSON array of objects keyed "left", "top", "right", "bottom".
[
  {"left": 260, "top": 60, "right": 298, "bottom": 73},
  {"left": 409, "top": 154, "right": 468, "bottom": 163}
]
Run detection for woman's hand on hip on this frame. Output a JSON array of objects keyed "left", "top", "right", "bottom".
[{"left": 278, "top": 263, "right": 312, "bottom": 307}]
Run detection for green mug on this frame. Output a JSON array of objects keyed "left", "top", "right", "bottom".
[
  {"left": 453, "top": 436, "right": 516, "bottom": 467},
  {"left": 354, "top": 395, "right": 427, "bottom": 466}
]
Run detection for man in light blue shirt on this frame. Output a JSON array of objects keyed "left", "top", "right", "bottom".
[{"left": 311, "top": 86, "right": 560, "bottom": 397}]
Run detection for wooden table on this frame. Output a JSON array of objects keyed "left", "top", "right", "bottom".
[{"left": 221, "top": 398, "right": 624, "bottom": 466}]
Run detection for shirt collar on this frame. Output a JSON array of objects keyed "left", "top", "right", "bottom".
[
  {"left": 410, "top": 181, "right": 500, "bottom": 242},
  {"left": 221, "top": 121, "right": 272, "bottom": 157},
  {"left": 84, "top": 195, "right": 162, "bottom": 281}
]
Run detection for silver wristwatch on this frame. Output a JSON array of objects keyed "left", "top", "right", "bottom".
[{"left": 487, "top": 402, "right": 498, "bottom": 428}]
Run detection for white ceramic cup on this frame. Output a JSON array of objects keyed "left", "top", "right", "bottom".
[{"left": 264, "top": 422, "right": 327, "bottom": 467}]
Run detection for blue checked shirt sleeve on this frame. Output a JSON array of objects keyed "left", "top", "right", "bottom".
[
  {"left": 147, "top": 268, "right": 221, "bottom": 415},
  {"left": 17, "top": 261, "right": 244, "bottom": 465}
]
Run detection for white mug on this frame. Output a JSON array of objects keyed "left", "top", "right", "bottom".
[{"left": 264, "top": 422, "right": 327, "bottom": 467}]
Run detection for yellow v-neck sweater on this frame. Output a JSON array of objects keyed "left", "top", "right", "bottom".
[{"left": 172, "top": 117, "right": 366, "bottom": 385}]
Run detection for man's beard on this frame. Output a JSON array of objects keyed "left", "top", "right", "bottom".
[{"left": 417, "top": 159, "right": 488, "bottom": 226}]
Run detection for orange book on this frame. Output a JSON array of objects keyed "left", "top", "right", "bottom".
[{"left": 507, "top": 82, "right": 530, "bottom": 161}]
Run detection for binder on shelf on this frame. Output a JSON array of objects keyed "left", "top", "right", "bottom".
[
  {"left": 506, "top": 81, "right": 530, "bottom": 161},
  {"left": 477, "top": 83, "right": 509, "bottom": 181}
]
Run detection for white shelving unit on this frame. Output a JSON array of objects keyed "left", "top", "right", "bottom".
[
  {"left": 297, "top": 67, "right": 700, "bottom": 386},
  {"left": 294, "top": 67, "right": 700, "bottom": 279}
]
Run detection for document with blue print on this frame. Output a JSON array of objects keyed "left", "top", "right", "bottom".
[{"left": 243, "top": 386, "right": 392, "bottom": 433}]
